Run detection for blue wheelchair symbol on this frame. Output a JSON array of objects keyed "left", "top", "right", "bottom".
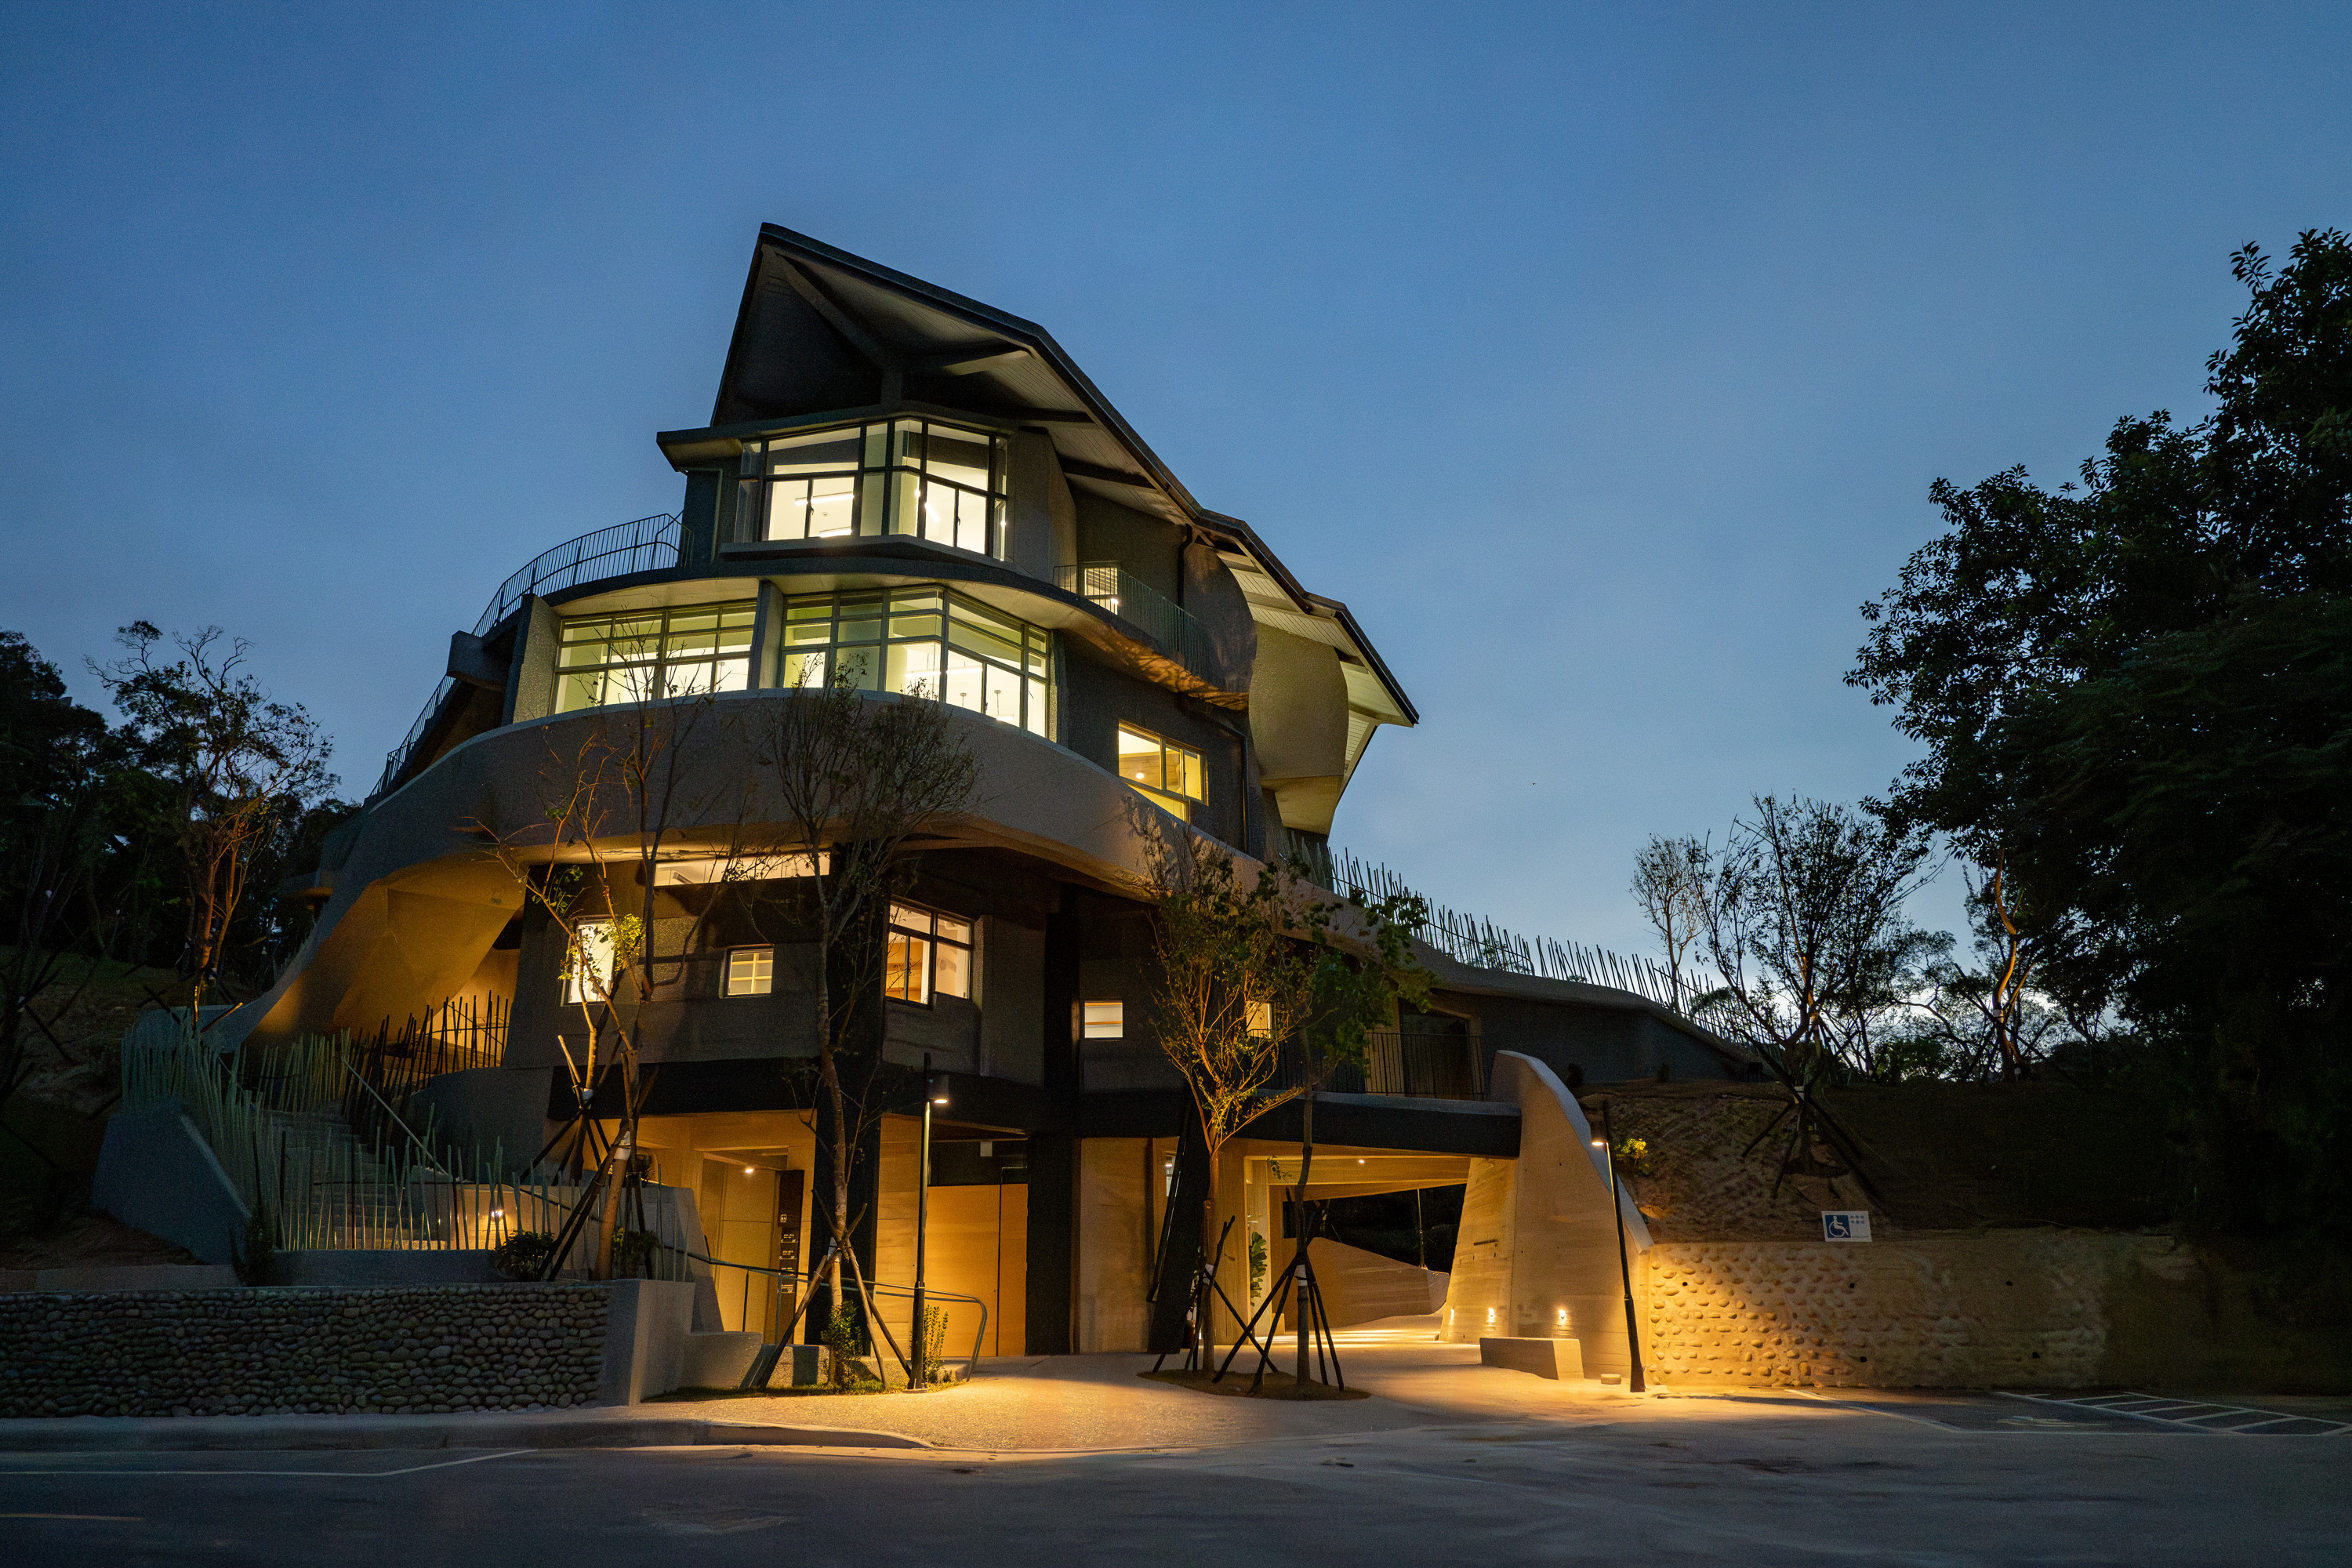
[{"left": 1823, "top": 1214, "right": 1853, "bottom": 1240}]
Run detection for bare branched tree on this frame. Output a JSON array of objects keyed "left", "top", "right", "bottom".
[
  {"left": 1673, "top": 795, "right": 1936, "bottom": 1199},
  {"left": 474, "top": 658, "right": 744, "bottom": 1279},
  {"left": 1630, "top": 834, "right": 1711, "bottom": 1010},
  {"left": 752, "top": 670, "right": 978, "bottom": 1367}
]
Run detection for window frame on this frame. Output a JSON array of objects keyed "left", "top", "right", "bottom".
[
  {"left": 554, "top": 601, "right": 757, "bottom": 715},
  {"left": 1115, "top": 723, "right": 1205, "bottom": 821},
  {"left": 723, "top": 946, "right": 774, "bottom": 998},
  {"left": 737, "top": 418, "right": 1009, "bottom": 560},
  {"left": 780, "top": 586, "right": 1053, "bottom": 738},
  {"left": 884, "top": 900, "right": 975, "bottom": 1007}
]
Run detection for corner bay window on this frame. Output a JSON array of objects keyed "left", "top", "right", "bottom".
[
  {"left": 1117, "top": 724, "right": 1203, "bottom": 820},
  {"left": 739, "top": 419, "right": 1007, "bottom": 558},
  {"left": 886, "top": 902, "right": 972, "bottom": 1005},
  {"left": 784, "top": 587, "right": 1052, "bottom": 737},
  {"left": 556, "top": 602, "right": 753, "bottom": 713}
]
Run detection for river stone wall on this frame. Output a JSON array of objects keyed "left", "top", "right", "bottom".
[{"left": 0, "top": 1283, "right": 609, "bottom": 1418}]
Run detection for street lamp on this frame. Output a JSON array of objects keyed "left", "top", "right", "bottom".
[
  {"left": 911, "top": 1053, "right": 949, "bottom": 1390},
  {"left": 1592, "top": 1102, "right": 1646, "bottom": 1393}
]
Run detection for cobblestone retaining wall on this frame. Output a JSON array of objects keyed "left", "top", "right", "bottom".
[
  {"left": 1638, "top": 1235, "right": 2140, "bottom": 1388},
  {"left": 0, "top": 1284, "right": 610, "bottom": 1418}
]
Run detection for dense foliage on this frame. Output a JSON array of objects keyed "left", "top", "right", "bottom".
[
  {"left": 1849, "top": 230, "right": 2352, "bottom": 1236},
  {"left": 0, "top": 624, "right": 347, "bottom": 1105}
]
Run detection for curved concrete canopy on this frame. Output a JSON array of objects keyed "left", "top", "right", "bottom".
[{"left": 230, "top": 689, "right": 1179, "bottom": 1051}]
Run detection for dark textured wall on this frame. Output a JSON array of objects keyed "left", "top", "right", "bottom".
[
  {"left": 0, "top": 1284, "right": 610, "bottom": 1417},
  {"left": 1058, "top": 651, "right": 1248, "bottom": 848}
]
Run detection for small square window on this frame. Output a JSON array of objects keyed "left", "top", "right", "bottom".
[
  {"left": 1083, "top": 1000, "right": 1124, "bottom": 1039},
  {"left": 725, "top": 948, "right": 773, "bottom": 997}
]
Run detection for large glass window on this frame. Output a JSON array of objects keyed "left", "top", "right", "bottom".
[
  {"left": 782, "top": 587, "right": 1052, "bottom": 738},
  {"left": 886, "top": 902, "right": 973, "bottom": 1005},
  {"left": 555, "top": 602, "right": 755, "bottom": 713},
  {"left": 1117, "top": 724, "right": 1203, "bottom": 820},
  {"left": 739, "top": 419, "right": 1007, "bottom": 558}
]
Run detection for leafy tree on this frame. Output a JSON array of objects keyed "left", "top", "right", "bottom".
[
  {"left": 1849, "top": 230, "right": 2352, "bottom": 1236},
  {"left": 1, "top": 633, "right": 118, "bottom": 1088},
  {"left": 93, "top": 623, "right": 336, "bottom": 1014},
  {"left": 1139, "top": 814, "right": 1426, "bottom": 1370}
]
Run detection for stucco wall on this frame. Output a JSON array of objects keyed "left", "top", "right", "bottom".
[{"left": 1438, "top": 1053, "right": 1650, "bottom": 1377}]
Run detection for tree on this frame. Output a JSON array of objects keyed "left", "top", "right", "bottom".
[
  {"left": 0, "top": 632, "right": 132, "bottom": 1193},
  {"left": 1848, "top": 230, "right": 2352, "bottom": 1236},
  {"left": 477, "top": 648, "right": 755, "bottom": 1279},
  {"left": 1139, "top": 814, "right": 1427, "bottom": 1371},
  {"left": 752, "top": 671, "right": 978, "bottom": 1364},
  {"left": 93, "top": 623, "right": 336, "bottom": 1015},
  {"left": 1686, "top": 795, "right": 1937, "bottom": 1080},
  {"left": 1630, "top": 835, "right": 1711, "bottom": 1010}
]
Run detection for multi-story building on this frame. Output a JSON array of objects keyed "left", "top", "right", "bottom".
[{"left": 238, "top": 226, "right": 1747, "bottom": 1365}]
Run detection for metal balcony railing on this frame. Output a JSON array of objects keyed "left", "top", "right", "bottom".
[
  {"left": 1054, "top": 562, "right": 1214, "bottom": 677},
  {"left": 372, "top": 513, "right": 681, "bottom": 797},
  {"left": 1268, "top": 1029, "right": 1486, "bottom": 1102}
]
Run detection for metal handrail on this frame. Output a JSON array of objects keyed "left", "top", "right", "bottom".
[
  {"left": 1055, "top": 561, "right": 1212, "bottom": 675},
  {"left": 677, "top": 1247, "right": 990, "bottom": 1374},
  {"left": 371, "top": 512, "right": 681, "bottom": 797}
]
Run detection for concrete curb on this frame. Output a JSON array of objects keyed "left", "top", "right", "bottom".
[{"left": 0, "top": 1412, "right": 932, "bottom": 1453}]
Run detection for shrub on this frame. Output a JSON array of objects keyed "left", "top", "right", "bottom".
[
  {"left": 492, "top": 1229, "right": 556, "bottom": 1279},
  {"left": 822, "top": 1304, "right": 867, "bottom": 1390}
]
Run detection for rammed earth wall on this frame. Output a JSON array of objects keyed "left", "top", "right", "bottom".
[
  {"left": 1638, "top": 1236, "right": 2129, "bottom": 1388},
  {"left": 0, "top": 1283, "right": 610, "bottom": 1418}
]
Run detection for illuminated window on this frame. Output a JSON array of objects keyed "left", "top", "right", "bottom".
[
  {"left": 1082, "top": 1000, "right": 1124, "bottom": 1039},
  {"left": 555, "top": 602, "right": 755, "bottom": 713},
  {"left": 781, "top": 587, "right": 1052, "bottom": 737},
  {"left": 652, "top": 852, "right": 828, "bottom": 886},
  {"left": 1116, "top": 724, "right": 1203, "bottom": 820},
  {"left": 885, "top": 902, "right": 974, "bottom": 1005},
  {"left": 1245, "top": 999, "right": 1274, "bottom": 1038},
  {"left": 724, "top": 948, "right": 773, "bottom": 997},
  {"left": 738, "top": 419, "right": 1007, "bottom": 559},
  {"left": 563, "top": 920, "right": 616, "bottom": 1005}
]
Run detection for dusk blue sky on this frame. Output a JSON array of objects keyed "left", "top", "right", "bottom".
[{"left": 5, "top": 4, "right": 2348, "bottom": 958}]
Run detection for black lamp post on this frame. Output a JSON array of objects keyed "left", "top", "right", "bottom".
[
  {"left": 910, "top": 1054, "right": 947, "bottom": 1390},
  {"left": 1592, "top": 1102, "right": 1646, "bottom": 1393}
]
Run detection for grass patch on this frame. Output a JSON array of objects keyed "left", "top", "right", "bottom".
[{"left": 1142, "top": 1369, "right": 1370, "bottom": 1401}]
